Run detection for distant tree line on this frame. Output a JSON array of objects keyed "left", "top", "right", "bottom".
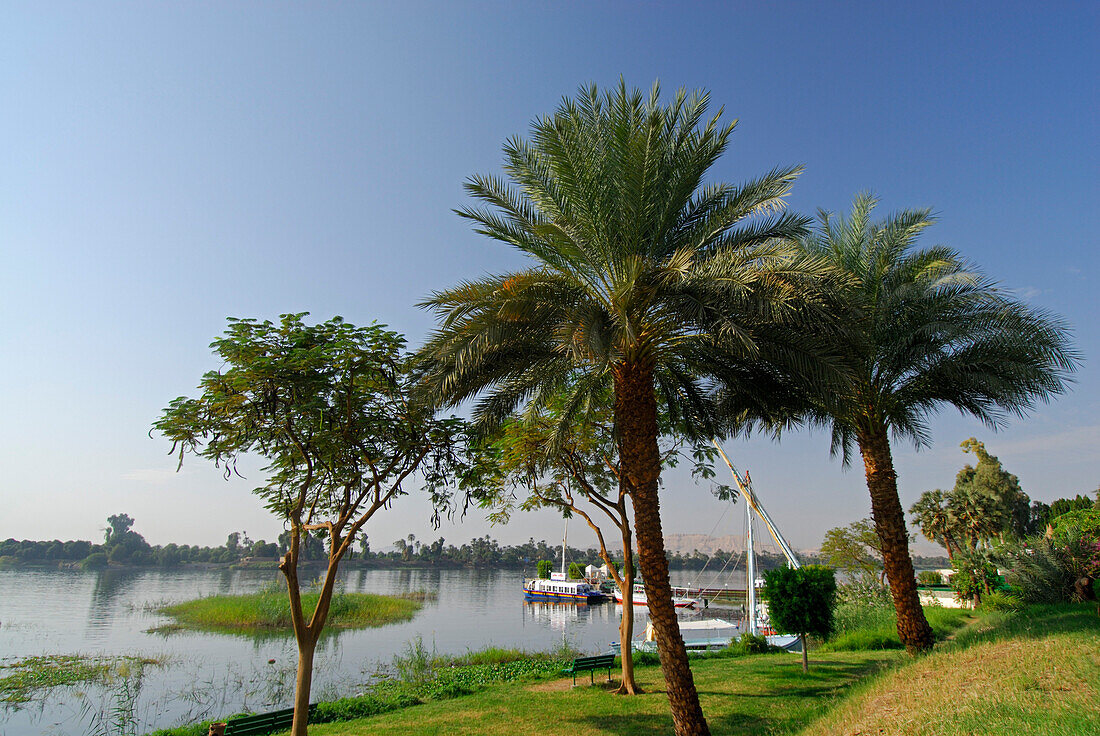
[
  {"left": 2, "top": 513, "right": 927, "bottom": 572},
  {"left": 0, "top": 513, "right": 281, "bottom": 569}
]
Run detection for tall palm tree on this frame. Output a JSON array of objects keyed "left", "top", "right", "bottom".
[
  {"left": 418, "top": 81, "right": 822, "bottom": 736},
  {"left": 792, "top": 193, "right": 1078, "bottom": 652}
]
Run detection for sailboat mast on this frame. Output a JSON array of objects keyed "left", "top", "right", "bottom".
[
  {"left": 561, "top": 519, "right": 568, "bottom": 575},
  {"left": 711, "top": 440, "right": 801, "bottom": 569},
  {"left": 746, "top": 499, "right": 756, "bottom": 635}
]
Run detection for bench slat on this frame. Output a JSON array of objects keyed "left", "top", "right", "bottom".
[{"left": 224, "top": 705, "right": 314, "bottom": 736}]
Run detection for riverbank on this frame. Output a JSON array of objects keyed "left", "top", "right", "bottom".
[
  {"left": 153, "top": 589, "right": 424, "bottom": 635},
  {"left": 170, "top": 602, "right": 1094, "bottom": 736}
]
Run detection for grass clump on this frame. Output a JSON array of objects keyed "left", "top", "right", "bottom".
[
  {"left": 0, "top": 654, "right": 159, "bottom": 705},
  {"left": 154, "top": 589, "right": 420, "bottom": 635},
  {"left": 819, "top": 603, "right": 971, "bottom": 652}
]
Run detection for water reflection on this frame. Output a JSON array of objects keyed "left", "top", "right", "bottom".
[
  {"left": 0, "top": 567, "right": 625, "bottom": 736},
  {"left": 86, "top": 568, "right": 142, "bottom": 639}
]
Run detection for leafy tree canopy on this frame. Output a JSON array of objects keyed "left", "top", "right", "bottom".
[
  {"left": 155, "top": 314, "right": 470, "bottom": 736},
  {"left": 761, "top": 565, "right": 837, "bottom": 672},
  {"left": 820, "top": 519, "right": 884, "bottom": 586}
]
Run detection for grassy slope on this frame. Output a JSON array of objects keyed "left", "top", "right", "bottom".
[
  {"left": 156, "top": 590, "right": 420, "bottom": 634},
  {"left": 295, "top": 604, "right": 1096, "bottom": 736},
  {"left": 805, "top": 604, "right": 1100, "bottom": 736}
]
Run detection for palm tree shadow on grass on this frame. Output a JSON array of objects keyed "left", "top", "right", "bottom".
[{"left": 570, "top": 712, "right": 779, "bottom": 736}]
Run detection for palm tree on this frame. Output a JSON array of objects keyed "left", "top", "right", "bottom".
[
  {"left": 418, "top": 81, "right": 821, "bottom": 736},
  {"left": 910, "top": 489, "right": 961, "bottom": 560},
  {"left": 792, "top": 193, "right": 1078, "bottom": 652}
]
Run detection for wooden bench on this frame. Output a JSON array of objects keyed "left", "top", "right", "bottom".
[
  {"left": 221, "top": 704, "right": 316, "bottom": 736},
  {"left": 561, "top": 654, "right": 616, "bottom": 686}
]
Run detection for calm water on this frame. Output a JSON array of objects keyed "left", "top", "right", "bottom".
[{"left": 0, "top": 566, "right": 742, "bottom": 735}]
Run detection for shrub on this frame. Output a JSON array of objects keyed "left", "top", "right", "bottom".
[
  {"left": 80, "top": 552, "right": 109, "bottom": 570},
  {"left": 761, "top": 565, "right": 837, "bottom": 672},
  {"left": 729, "top": 633, "right": 771, "bottom": 654},
  {"left": 1051, "top": 509, "right": 1100, "bottom": 545},
  {"left": 917, "top": 570, "right": 944, "bottom": 587},
  {"left": 950, "top": 552, "right": 999, "bottom": 605},
  {"left": 981, "top": 590, "right": 1024, "bottom": 611},
  {"left": 536, "top": 560, "right": 553, "bottom": 579},
  {"left": 567, "top": 562, "right": 584, "bottom": 580},
  {"left": 1000, "top": 525, "right": 1098, "bottom": 603}
]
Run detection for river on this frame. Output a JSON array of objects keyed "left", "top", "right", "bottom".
[{"left": 0, "top": 566, "right": 745, "bottom": 735}]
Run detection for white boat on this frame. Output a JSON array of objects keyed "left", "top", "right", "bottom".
[{"left": 613, "top": 582, "right": 700, "bottom": 609}]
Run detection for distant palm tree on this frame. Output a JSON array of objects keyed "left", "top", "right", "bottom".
[
  {"left": 792, "top": 193, "right": 1078, "bottom": 652},
  {"left": 418, "top": 81, "right": 823, "bottom": 736},
  {"left": 910, "top": 489, "right": 961, "bottom": 560}
]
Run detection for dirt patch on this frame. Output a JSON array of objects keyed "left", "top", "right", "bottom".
[{"left": 528, "top": 678, "right": 623, "bottom": 693}]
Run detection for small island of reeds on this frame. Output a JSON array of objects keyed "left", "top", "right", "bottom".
[{"left": 154, "top": 588, "right": 427, "bottom": 636}]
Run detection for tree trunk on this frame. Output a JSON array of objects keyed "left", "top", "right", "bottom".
[
  {"left": 616, "top": 525, "right": 640, "bottom": 695},
  {"left": 800, "top": 633, "right": 808, "bottom": 673},
  {"left": 858, "top": 424, "right": 935, "bottom": 654},
  {"left": 614, "top": 361, "right": 709, "bottom": 736},
  {"left": 291, "top": 637, "right": 316, "bottom": 736}
]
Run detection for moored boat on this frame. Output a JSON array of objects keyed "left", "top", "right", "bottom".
[
  {"left": 523, "top": 576, "right": 606, "bottom": 603},
  {"left": 613, "top": 582, "right": 700, "bottom": 609}
]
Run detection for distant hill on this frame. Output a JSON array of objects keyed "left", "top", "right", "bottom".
[{"left": 663, "top": 533, "right": 748, "bottom": 555}]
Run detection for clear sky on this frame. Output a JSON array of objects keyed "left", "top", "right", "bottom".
[{"left": 2, "top": 2, "right": 1097, "bottom": 555}]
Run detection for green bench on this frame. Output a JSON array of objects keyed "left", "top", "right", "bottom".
[
  {"left": 222, "top": 704, "right": 316, "bottom": 736},
  {"left": 562, "top": 654, "right": 616, "bottom": 686}
]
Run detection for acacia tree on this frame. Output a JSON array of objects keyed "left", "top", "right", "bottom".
[
  {"left": 155, "top": 314, "right": 465, "bottom": 736},
  {"left": 791, "top": 194, "right": 1078, "bottom": 653},
  {"left": 820, "top": 518, "right": 885, "bottom": 587},
  {"left": 418, "top": 81, "right": 824, "bottom": 736}
]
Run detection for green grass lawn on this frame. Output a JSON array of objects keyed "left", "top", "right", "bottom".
[
  {"left": 293, "top": 603, "right": 1097, "bottom": 736},
  {"left": 305, "top": 649, "right": 904, "bottom": 736},
  {"left": 154, "top": 589, "right": 421, "bottom": 636}
]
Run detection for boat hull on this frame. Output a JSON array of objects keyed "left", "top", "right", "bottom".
[
  {"left": 613, "top": 590, "right": 698, "bottom": 608},
  {"left": 523, "top": 588, "right": 603, "bottom": 603}
]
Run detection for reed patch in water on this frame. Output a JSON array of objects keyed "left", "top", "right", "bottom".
[{"left": 153, "top": 590, "right": 421, "bottom": 635}]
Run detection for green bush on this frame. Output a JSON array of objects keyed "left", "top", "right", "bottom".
[
  {"left": 762, "top": 565, "right": 837, "bottom": 639},
  {"left": 536, "top": 560, "right": 553, "bottom": 579},
  {"left": 1051, "top": 508, "right": 1100, "bottom": 544},
  {"left": 80, "top": 552, "right": 109, "bottom": 570},
  {"left": 981, "top": 591, "right": 1024, "bottom": 612},
  {"left": 567, "top": 562, "right": 584, "bottom": 580},
  {"left": 1000, "top": 527, "right": 1097, "bottom": 603},
  {"left": 950, "top": 553, "right": 999, "bottom": 605},
  {"left": 917, "top": 570, "right": 944, "bottom": 587}
]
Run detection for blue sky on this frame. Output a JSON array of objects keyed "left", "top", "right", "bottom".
[{"left": 2, "top": 2, "right": 1097, "bottom": 553}]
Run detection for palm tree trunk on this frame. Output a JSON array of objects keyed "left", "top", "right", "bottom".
[
  {"left": 858, "top": 424, "right": 934, "bottom": 654},
  {"left": 614, "top": 361, "right": 709, "bottom": 736}
]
